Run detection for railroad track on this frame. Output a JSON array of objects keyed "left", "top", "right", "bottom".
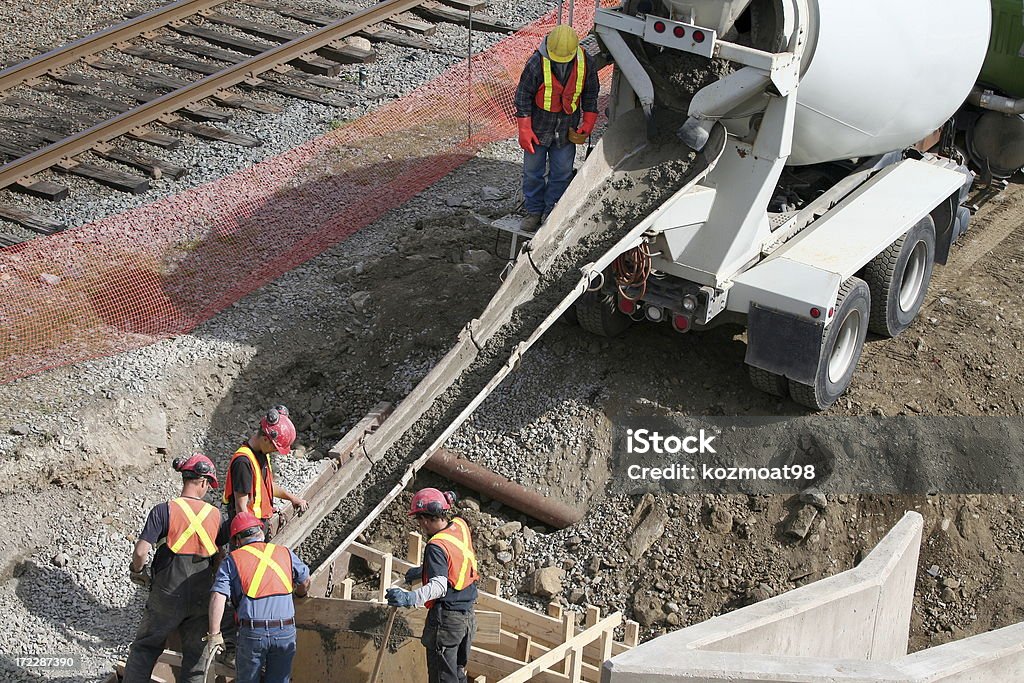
[{"left": 0, "top": 0, "right": 514, "bottom": 244}]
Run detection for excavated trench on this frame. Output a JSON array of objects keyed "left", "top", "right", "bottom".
[{"left": 297, "top": 143, "right": 696, "bottom": 569}]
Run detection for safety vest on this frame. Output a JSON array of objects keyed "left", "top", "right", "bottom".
[
  {"left": 223, "top": 445, "right": 275, "bottom": 519},
  {"left": 423, "top": 517, "right": 478, "bottom": 608},
  {"left": 167, "top": 497, "right": 220, "bottom": 557},
  {"left": 534, "top": 48, "right": 586, "bottom": 114},
  {"left": 232, "top": 542, "right": 294, "bottom": 599}
]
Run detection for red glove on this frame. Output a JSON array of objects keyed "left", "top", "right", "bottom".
[
  {"left": 577, "top": 111, "right": 598, "bottom": 137},
  {"left": 517, "top": 117, "right": 539, "bottom": 154}
]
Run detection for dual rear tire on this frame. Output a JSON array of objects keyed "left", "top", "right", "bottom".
[{"left": 783, "top": 216, "right": 936, "bottom": 410}]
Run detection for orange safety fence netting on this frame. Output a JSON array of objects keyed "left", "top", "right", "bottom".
[{"left": 0, "top": 2, "right": 615, "bottom": 384}]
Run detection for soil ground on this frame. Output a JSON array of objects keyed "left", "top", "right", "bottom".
[{"left": 0, "top": 147, "right": 1022, "bottom": 676}]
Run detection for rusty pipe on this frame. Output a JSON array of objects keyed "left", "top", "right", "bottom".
[{"left": 425, "top": 449, "right": 582, "bottom": 529}]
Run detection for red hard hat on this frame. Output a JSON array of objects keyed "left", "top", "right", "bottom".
[
  {"left": 408, "top": 488, "right": 453, "bottom": 517},
  {"left": 260, "top": 405, "right": 296, "bottom": 455},
  {"left": 173, "top": 453, "right": 220, "bottom": 489},
  {"left": 230, "top": 511, "right": 263, "bottom": 539}
]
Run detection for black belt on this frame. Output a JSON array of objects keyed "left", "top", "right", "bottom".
[{"left": 237, "top": 618, "right": 294, "bottom": 629}]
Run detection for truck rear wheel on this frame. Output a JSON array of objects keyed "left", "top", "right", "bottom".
[
  {"left": 863, "top": 216, "right": 935, "bottom": 338},
  {"left": 788, "top": 277, "right": 870, "bottom": 411},
  {"left": 748, "top": 365, "right": 789, "bottom": 397},
  {"left": 575, "top": 289, "right": 632, "bottom": 337}
]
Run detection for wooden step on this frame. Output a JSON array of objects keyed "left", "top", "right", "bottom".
[
  {"left": 0, "top": 205, "right": 67, "bottom": 234},
  {"left": 160, "top": 118, "right": 262, "bottom": 147},
  {"left": 55, "top": 160, "right": 151, "bottom": 194}
]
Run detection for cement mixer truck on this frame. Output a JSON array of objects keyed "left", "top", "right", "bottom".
[{"left": 574, "top": 0, "right": 993, "bottom": 409}]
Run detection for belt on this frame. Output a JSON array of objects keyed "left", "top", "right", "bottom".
[{"left": 237, "top": 618, "right": 294, "bottom": 629}]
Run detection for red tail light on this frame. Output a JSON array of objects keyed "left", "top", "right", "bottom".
[
  {"left": 653, "top": 20, "right": 666, "bottom": 33},
  {"left": 618, "top": 298, "right": 636, "bottom": 314},
  {"left": 672, "top": 314, "right": 690, "bottom": 332},
  {"left": 692, "top": 30, "right": 706, "bottom": 43}
]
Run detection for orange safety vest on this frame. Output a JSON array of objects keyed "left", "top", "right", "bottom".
[
  {"left": 167, "top": 497, "right": 221, "bottom": 557},
  {"left": 223, "top": 445, "right": 275, "bottom": 519},
  {"left": 232, "top": 542, "right": 294, "bottom": 599},
  {"left": 422, "top": 517, "right": 478, "bottom": 608},
  {"left": 534, "top": 48, "right": 586, "bottom": 114}
]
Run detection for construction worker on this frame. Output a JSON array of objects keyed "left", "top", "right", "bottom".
[
  {"left": 124, "top": 454, "right": 226, "bottom": 683},
  {"left": 387, "top": 488, "right": 479, "bottom": 683},
  {"left": 514, "top": 24, "right": 600, "bottom": 231},
  {"left": 204, "top": 511, "right": 310, "bottom": 683},
  {"left": 222, "top": 405, "right": 308, "bottom": 540}
]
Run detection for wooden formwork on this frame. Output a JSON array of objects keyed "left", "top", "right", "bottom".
[{"left": 110, "top": 401, "right": 636, "bottom": 682}]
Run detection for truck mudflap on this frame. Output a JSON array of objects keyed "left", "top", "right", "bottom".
[{"left": 745, "top": 303, "right": 824, "bottom": 385}]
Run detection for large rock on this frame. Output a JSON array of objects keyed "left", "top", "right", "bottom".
[
  {"left": 525, "top": 566, "right": 565, "bottom": 599},
  {"left": 627, "top": 499, "right": 669, "bottom": 559}
]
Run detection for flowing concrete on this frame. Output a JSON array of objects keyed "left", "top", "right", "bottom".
[{"left": 603, "top": 511, "right": 1024, "bottom": 682}]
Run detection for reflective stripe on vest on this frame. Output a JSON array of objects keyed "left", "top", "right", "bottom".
[
  {"left": 223, "top": 446, "right": 274, "bottom": 519},
  {"left": 233, "top": 542, "right": 293, "bottom": 599},
  {"left": 167, "top": 497, "right": 220, "bottom": 557},
  {"left": 423, "top": 517, "right": 479, "bottom": 606},
  {"left": 535, "top": 48, "right": 586, "bottom": 114}
]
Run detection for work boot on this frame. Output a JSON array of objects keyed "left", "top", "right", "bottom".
[{"left": 521, "top": 213, "right": 542, "bottom": 232}]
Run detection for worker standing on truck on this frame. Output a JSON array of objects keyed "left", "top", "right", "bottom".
[
  {"left": 203, "top": 511, "right": 310, "bottom": 683},
  {"left": 124, "top": 454, "right": 226, "bottom": 683},
  {"left": 514, "top": 24, "right": 600, "bottom": 231},
  {"left": 221, "top": 405, "right": 308, "bottom": 540},
  {"left": 386, "top": 488, "right": 479, "bottom": 683}
]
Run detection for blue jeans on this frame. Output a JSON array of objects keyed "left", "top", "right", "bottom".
[
  {"left": 235, "top": 624, "right": 296, "bottom": 683},
  {"left": 523, "top": 143, "right": 576, "bottom": 215}
]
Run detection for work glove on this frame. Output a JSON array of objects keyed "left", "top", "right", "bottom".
[
  {"left": 577, "top": 111, "right": 598, "bottom": 137},
  {"left": 129, "top": 564, "right": 151, "bottom": 589},
  {"left": 405, "top": 566, "right": 421, "bottom": 586},
  {"left": 517, "top": 117, "right": 539, "bottom": 154},
  {"left": 386, "top": 587, "right": 416, "bottom": 608},
  {"left": 201, "top": 632, "right": 225, "bottom": 672}
]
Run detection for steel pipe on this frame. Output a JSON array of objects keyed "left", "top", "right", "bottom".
[
  {"left": 968, "top": 85, "right": 1024, "bottom": 115},
  {"left": 424, "top": 449, "right": 582, "bottom": 529}
]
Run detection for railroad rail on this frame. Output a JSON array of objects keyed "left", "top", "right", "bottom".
[{"left": 0, "top": 0, "right": 513, "bottom": 238}]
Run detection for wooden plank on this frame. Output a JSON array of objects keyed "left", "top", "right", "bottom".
[
  {"left": 12, "top": 178, "right": 69, "bottom": 201},
  {"left": 407, "top": 531, "right": 424, "bottom": 564},
  {"left": 286, "top": 70, "right": 384, "bottom": 98},
  {"left": 295, "top": 597, "right": 501, "bottom": 645},
  {"left": 201, "top": 13, "right": 362, "bottom": 70},
  {"left": 34, "top": 83, "right": 131, "bottom": 113},
  {"left": 413, "top": 2, "right": 514, "bottom": 33},
  {"left": 359, "top": 25, "right": 457, "bottom": 55},
  {"left": 56, "top": 160, "right": 151, "bottom": 194},
  {"left": 0, "top": 233, "right": 25, "bottom": 247},
  {"left": 111, "top": 47, "right": 220, "bottom": 76},
  {"left": 0, "top": 205, "right": 66, "bottom": 234},
  {"left": 211, "top": 91, "right": 283, "bottom": 114},
  {"left": 172, "top": 24, "right": 353, "bottom": 73},
  {"left": 127, "top": 128, "right": 181, "bottom": 149},
  {"left": 92, "top": 145, "right": 187, "bottom": 179},
  {"left": 160, "top": 118, "right": 262, "bottom": 147},
  {"left": 48, "top": 71, "right": 162, "bottom": 103},
  {"left": 436, "top": 0, "right": 489, "bottom": 11},
  {"left": 178, "top": 104, "right": 233, "bottom": 123},
  {"left": 150, "top": 35, "right": 246, "bottom": 64},
  {"left": 2, "top": 96, "right": 99, "bottom": 130},
  {"left": 469, "top": 648, "right": 570, "bottom": 683},
  {"left": 242, "top": 0, "right": 437, "bottom": 36},
  {"left": 495, "top": 614, "right": 622, "bottom": 683}
]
